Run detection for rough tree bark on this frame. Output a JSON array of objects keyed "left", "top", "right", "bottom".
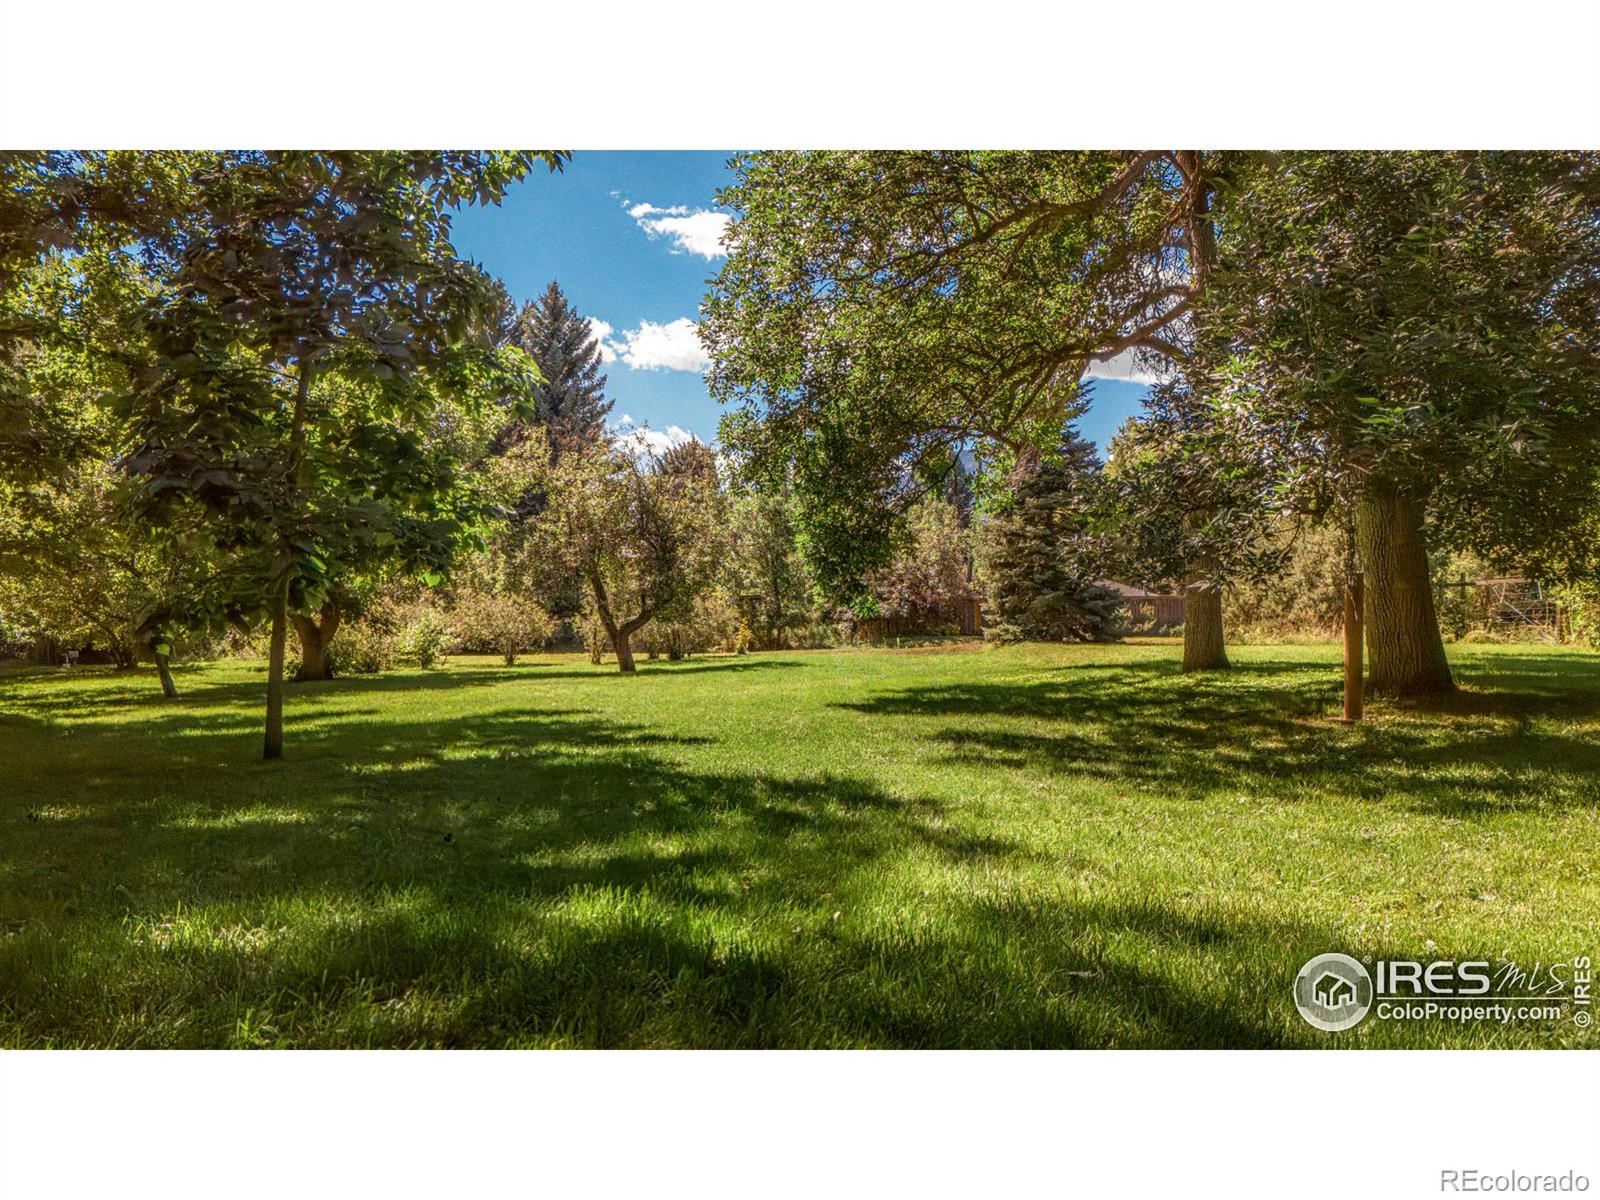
[
  {"left": 612, "top": 626, "right": 637, "bottom": 672},
  {"left": 586, "top": 569, "right": 649, "bottom": 673},
  {"left": 1356, "top": 480, "right": 1455, "bottom": 697},
  {"left": 1182, "top": 577, "right": 1230, "bottom": 672},
  {"left": 291, "top": 600, "right": 342, "bottom": 682}
]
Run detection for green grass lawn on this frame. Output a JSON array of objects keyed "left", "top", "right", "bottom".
[{"left": 2, "top": 640, "right": 1596, "bottom": 1048}]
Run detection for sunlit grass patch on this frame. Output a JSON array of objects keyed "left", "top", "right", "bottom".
[{"left": 1, "top": 642, "right": 1597, "bottom": 1047}]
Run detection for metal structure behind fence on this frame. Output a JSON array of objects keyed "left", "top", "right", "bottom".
[{"left": 1435, "top": 578, "right": 1567, "bottom": 638}]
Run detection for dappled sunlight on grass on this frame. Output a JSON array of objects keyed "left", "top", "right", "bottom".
[{"left": 1, "top": 643, "right": 1597, "bottom": 1047}]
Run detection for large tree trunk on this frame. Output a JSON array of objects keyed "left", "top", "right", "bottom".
[
  {"left": 1173, "top": 155, "right": 1230, "bottom": 675},
  {"left": 1356, "top": 480, "right": 1454, "bottom": 697},
  {"left": 264, "top": 570, "right": 290, "bottom": 759},
  {"left": 155, "top": 651, "right": 178, "bottom": 699},
  {"left": 291, "top": 601, "right": 342, "bottom": 682},
  {"left": 1182, "top": 579, "right": 1229, "bottom": 672}
]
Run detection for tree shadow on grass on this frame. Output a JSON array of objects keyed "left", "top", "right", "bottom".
[
  {"left": 0, "top": 692, "right": 1096, "bottom": 1047},
  {"left": 831, "top": 658, "right": 1600, "bottom": 816},
  {"left": 2, "top": 866, "right": 1555, "bottom": 1047},
  {"left": 3, "top": 652, "right": 1595, "bottom": 1047}
]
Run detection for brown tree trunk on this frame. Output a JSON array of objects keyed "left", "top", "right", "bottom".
[
  {"left": 265, "top": 361, "right": 313, "bottom": 759},
  {"left": 1356, "top": 481, "right": 1454, "bottom": 697},
  {"left": 1173, "top": 155, "right": 1230, "bottom": 675},
  {"left": 1341, "top": 573, "right": 1364, "bottom": 721},
  {"left": 1182, "top": 581, "right": 1229, "bottom": 671},
  {"left": 155, "top": 651, "right": 178, "bottom": 699},
  {"left": 291, "top": 601, "right": 341, "bottom": 682},
  {"left": 614, "top": 628, "right": 636, "bottom": 673},
  {"left": 586, "top": 569, "right": 640, "bottom": 673},
  {"left": 264, "top": 569, "right": 290, "bottom": 760}
]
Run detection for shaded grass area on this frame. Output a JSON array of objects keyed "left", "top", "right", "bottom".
[{"left": 1, "top": 641, "right": 1596, "bottom": 1048}]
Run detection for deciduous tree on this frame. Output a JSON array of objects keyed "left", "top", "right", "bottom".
[
  {"left": 1208, "top": 151, "right": 1600, "bottom": 695},
  {"left": 536, "top": 440, "right": 724, "bottom": 672},
  {"left": 113, "top": 151, "right": 564, "bottom": 754},
  {"left": 703, "top": 151, "right": 1222, "bottom": 661}
]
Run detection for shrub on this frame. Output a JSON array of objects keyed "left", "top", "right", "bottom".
[
  {"left": 448, "top": 589, "right": 554, "bottom": 665},
  {"left": 393, "top": 607, "right": 451, "bottom": 669},
  {"left": 322, "top": 620, "right": 395, "bottom": 676},
  {"left": 866, "top": 494, "right": 974, "bottom": 631},
  {"left": 1553, "top": 582, "right": 1600, "bottom": 648},
  {"left": 639, "top": 590, "right": 745, "bottom": 660},
  {"left": 1222, "top": 522, "right": 1346, "bottom": 641}
]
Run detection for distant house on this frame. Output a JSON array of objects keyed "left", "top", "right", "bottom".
[
  {"left": 1313, "top": 972, "right": 1356, "bottom": 1009},
  {"left": 1098, "top": 581, "right": 1185, "bottom": 629}
]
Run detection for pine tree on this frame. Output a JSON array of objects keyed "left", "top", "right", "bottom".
[
  {"left": 977, "top": 431, "right": 1122, "bottom": 643},
  {"left": 510, "top": 281, "right": 612, "bottom": 458}
]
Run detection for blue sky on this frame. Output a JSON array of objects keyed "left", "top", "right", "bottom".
[{"left": 449, "top": 151, "right": 1150, "bottom": 455}]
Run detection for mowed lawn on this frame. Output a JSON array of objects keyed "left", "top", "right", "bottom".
[{"left": 1, "top": 640, "right": 1596, "bottom": 1048}]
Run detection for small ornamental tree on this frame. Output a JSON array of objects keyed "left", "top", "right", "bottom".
[
  {"left": 536, "top": 440, "right": 724, "bottom": 672},
  {"left": 0, "top": 459, "right": 209, "bottom": 693},
  {"left": 723, "top": 478, "right": 818, "bottom": 649},
  {"left": 976, "top": 429, "right": 1122, "bottom": 643}
]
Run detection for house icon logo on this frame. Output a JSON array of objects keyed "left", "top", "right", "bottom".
[
  {"left": 1314, "top": 972, "right": 1356, "bottom": 1008},
  {"left": 1294, "top": 953, "right": 1374, "bottom": 1031}
]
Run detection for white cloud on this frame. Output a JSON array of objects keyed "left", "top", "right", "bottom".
[
  {"left": 1085, "top": 349, "right": 1166, "bottom": 385},
  {"left": 628, "top": 201, "right": 686, "bottom": 220},
  {"left": 611, "top": 317, "right": 709, "bottom": 373},
  {"left": 585, "top": 318, "right": 617, "bottom": 363},
  {"left": 584, "top": 315, "right": 710, "bottom": 373},
  {"left": 615, "top": 423, "right": 696, "bottom": 458},
  {"left": 623, "top": 198, "right": 732, "bottom": 260}
]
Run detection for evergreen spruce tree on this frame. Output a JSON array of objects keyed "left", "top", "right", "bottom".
[
  {"left": 978, "top": 431, "right": 1122, "bottom": 643},
  {"left": 510, "top": 280, "right": 613, "bottom": 458}
]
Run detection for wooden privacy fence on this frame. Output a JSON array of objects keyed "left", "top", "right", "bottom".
[
  {"left": 1121, "top": 593, "right": 1186, "bottom": 628},
  {"left": 851, "top": 597, "right": 984, "bottom": 642}
]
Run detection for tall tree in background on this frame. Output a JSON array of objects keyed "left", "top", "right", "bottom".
[
  {"left": 1209, "top": 151, "right": 1600, "bottom": 696},
  {"left": 977, "top": 428, "right": 1121, "bottom": 644},
  {"left": 511, "top": 280, "right": 613, "bottom": 458},
  {"left": 1101, "top": 377, "right": 1282, "bottom": 670},
  {"left": 112, "top": 151, "right": 564, "bottom": 756},
  {"left": 724, "top": 476, "right": 817, "bottom": 649}
]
